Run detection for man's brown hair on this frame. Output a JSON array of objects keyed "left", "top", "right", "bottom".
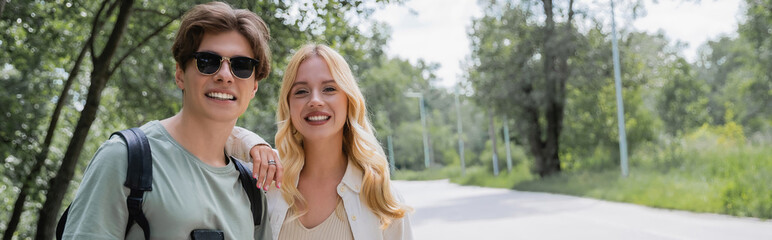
[{"left": 172, "top": 1, "right": 271, "bottom": 81}]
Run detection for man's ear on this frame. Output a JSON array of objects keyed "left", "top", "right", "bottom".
[
  {"left": 250, "top": 80, "right": 259, "bottom": 99},
  {"left": 175, "top": 63, "right": 185, "bottom": 90}
]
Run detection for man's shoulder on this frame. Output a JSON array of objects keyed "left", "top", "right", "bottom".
[
  {"left": 89, "top": 121, "right": 163, "bottom": 169},
  {"left": 135, "top": 120, "right": 184, "bottom": 155},
  {"left": 137, "top": 120, "right": 165, "bottom": 139},
  {"left": 93, "top": 135, "right": 129, "bottom": 163}
]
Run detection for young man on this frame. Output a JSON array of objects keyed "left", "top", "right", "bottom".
[{"left": 62, "top": 2, "right": 275, "bottom": 239}]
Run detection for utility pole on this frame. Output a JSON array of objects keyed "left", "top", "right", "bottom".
[
  {"left": 406, "top": 92, "right": 431, "bottom": 169},
  {"left": 387, "top": 135, "right": 396, "bottom": 177},
  {"left": 489, "top": 111, "right": 499, "bottom": 176},
  {"left": 611, "top": 0, "right": 629, "bottom": 177},
  {"left": 504, "top": 115, "right": 512, "bottom": 173},
  {"left": 455, "top": 86, "right": 466, "bottom": 176}
]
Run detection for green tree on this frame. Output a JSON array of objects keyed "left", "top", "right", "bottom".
[
  {"left": 1, "top": 0, "right": 400, "bottom": 238},
  {"left": 657, "top": 58, "right": 709, "bottom": 135},
  {"left": 468, "top": 0, "right": 578, "bottom": 177},
  {"left": 361, "top": 56, "right": 439, "bottom": 170},
  {"left": 1, "top": 1, "right": 103, "bottom": 237},
  {"left": 560, "top": 29, "right": 661, "bottom": 170},
  {"left": 690, "top": 0, "right": 771, "bottom": 135},
  {"left": 695, "top": 37, "right": 753, "bottom": 126},
  {"left": 735, "top": 0, "right": 771, "bottom": 132},
  {"left": 34, "top": 1, "right": 153, "bottom": 238}
]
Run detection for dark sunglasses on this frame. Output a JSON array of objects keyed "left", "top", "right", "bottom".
[{"left": 191, "top": 52, "right": 259, "bottom": 79}]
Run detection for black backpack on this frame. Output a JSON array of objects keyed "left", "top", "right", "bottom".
[{"left": 56, "top": 128, "right": 263, "bottom": 239}]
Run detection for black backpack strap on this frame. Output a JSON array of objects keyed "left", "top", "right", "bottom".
[
  {"left": 232, "top": 156, "right": 263, "bottom": 225},
  {"left": 56, "top": 128, "right": 152, "bottom": 240},
  {"left": 113, "top": 128, "right": 152, "bottom": 239},
  {"left": 56, "top": 206, "right": 70, "bottom": 239}
]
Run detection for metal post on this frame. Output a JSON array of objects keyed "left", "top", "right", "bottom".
[
  {"left": 387, "top": 135, "right": 396, "bottom": 177},
  {"left": 611, "top": 0, "right": 629, "bottom": 177},
  {"left": 418, "top": 96, "right": 430, "bottom": 168},
  {"left": 455, "top": 86, "right": 466, "bottom": 176},
  {"left": 504, "top": 115, "right": 512, "bottom": 173},
  {"left": 489, "top": 111, "right": 499, "bottom": 176},
  {"left": 405, "top": 92, "right": 431, "bottom": 169}
]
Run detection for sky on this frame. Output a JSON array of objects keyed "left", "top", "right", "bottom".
[{"left": 371, "top": 0, "right": 743, "bottom": 88}]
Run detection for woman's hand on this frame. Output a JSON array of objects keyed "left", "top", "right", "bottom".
[{"left": 250, "top": 145, "right": 283, "bottom": 190}]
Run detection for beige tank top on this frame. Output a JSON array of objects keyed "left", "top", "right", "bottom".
[{"left": 278, "top": 199, "right": 354, "bottom": 240}]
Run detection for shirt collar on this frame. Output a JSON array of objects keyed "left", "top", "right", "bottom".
[{"left": 340, "top": 160, "right": 363, "bottom": 193}]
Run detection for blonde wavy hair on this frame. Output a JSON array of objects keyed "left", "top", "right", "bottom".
[{"left": 275, "top": 44, "right": 409, "bottom": 228}]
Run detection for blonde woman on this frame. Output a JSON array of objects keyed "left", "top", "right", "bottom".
[{"left": 232, "top": 44, "right": 413, "bottom": 239}]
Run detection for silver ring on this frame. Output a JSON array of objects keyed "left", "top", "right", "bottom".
[{"left": 267, "top": 159, "right": 276, "bottom": 165}]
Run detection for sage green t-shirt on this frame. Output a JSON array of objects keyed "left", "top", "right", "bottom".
[{"left": 63, "top": 120, "right": 271, "bottom": 239}]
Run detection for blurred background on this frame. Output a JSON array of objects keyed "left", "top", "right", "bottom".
[{"left": 0, "top": 0, "right": 770, "bottom": 239}]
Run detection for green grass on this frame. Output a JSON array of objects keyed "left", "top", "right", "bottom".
[
  {"left": 392, "top": 166, "right": 463, "bottom": 181},
  {"left": 515, "top": 144, "right": 772, "bottom": 219},
  {"left": 512, "top": 169, "right": 725, "bottom": 214},
  {"left": 451, "top": 165, "right": 534, "bottom": 189},
  {"left": 393, "top": 131, "right": 772, "bottom": 219},
  {"left": 392, "top": 162, "right": 535, "bottom": 189}
]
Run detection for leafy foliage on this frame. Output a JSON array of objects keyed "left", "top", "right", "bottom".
[{"left": 2, "top": 0, "right": 771, "bottom": 235}]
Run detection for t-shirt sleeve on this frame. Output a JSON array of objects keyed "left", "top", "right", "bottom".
[{"left": 62, "top": 137, "right": 131, "bottom": 239}]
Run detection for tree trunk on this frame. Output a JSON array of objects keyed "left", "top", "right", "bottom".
[
  {"left": 546, "top": 0, "right": 573, "bottom": 176},
  {"left": 543, "top": 103, "right": 562, "bottom": 176},
  {"left": 0, "top": 0, "right": 6, "bottom": 20},
  {"left": 35, "top": 1, "right": 134, "bottom": 239},
  {"left": 524, "top": 105, "right": 549, "bottom": 177},
  {"left": 3, "top": 180, "right": 30, "bottom": 239},
  {"left": 539, "top": 0, "right": 562, "bottom": 177},
  {"left": 526, "top": 0, "right": 573, "bottom": 177},
  {"left": 3, "top": 161, "right": 38, "bottom": 240},
  {"left": 2, "top": 37, "right": 90, "bottom": 240}
]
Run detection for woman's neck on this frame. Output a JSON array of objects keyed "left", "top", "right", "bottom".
[
  {"left": 160, "top": 109, "right": 235, "bottom": 167},
  {"left": 301, "top": 133, "right": 347, "bottom": 180}
]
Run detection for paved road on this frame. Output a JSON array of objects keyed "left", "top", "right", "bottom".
[{"left": 393, "top": 179, "right": 772, "bottom": 240}]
